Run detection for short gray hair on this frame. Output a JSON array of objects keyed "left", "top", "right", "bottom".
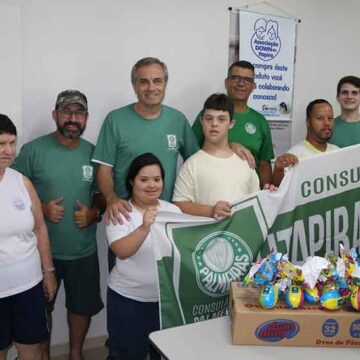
[{"left": 131, "top": 57, "right": 169, "bottom": 85}]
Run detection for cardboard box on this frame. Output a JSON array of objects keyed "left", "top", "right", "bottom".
[{"left": 230, "top": 282, "right": 360, "bottom": 347}]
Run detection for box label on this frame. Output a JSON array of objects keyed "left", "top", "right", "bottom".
[
  {"left": 322, "top": 318, "right": 339, "bottom": 337},
  {"left": 350, "top": 319, "right": 360, "bottom": 338},
  {"left": 255, "top": 319, "right": 299, "bottom": 342}
]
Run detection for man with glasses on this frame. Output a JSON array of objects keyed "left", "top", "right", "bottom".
[
  {"left": 13, "top": 90, "right": 104, "bottom": 360},
  {"left": 331, "top": 75, "right": 360, "bottom": 147},
  {"left": 192, "top": 60, "right": 274, "bottom": 188}
]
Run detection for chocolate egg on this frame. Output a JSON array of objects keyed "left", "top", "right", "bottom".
[
  {"left": 285, "top": 285, "right": 304, "bottom": 308},
  {"left": 259, "top": 283, "right": 278, "bottom": 309},
  {"left": 350, "top": 286, "right": 360, "bottom": 311},
  {"left": 304, "top": 287, "right": 320, "bottom": 304},
  {"left": 320, "top": 291, "right": 343, "bottom": 310}
]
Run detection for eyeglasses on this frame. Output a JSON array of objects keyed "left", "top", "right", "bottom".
[
  {"left": 228, "top": 75, "right": 254, "bottom": 84},
  {"left": 59, "top": 109, "right": 87, "bottom": 120}
]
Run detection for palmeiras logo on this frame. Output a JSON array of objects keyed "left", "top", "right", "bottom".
[
  {"left": 193, "top": 231, "right": 252, "bottom": 297},
  {"left": 245, "top": 123, "right": 256, "bottom": 135},
  {"left": 251, "top": 18, "right": 281, "bottom": 61}
]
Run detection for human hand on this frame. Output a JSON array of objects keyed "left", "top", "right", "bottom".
[
  {"left": 43, "top": 271, "right": 57, "bottom": 302},
  {"left": 105, "top": 196, "right": 132, "bottom": 225},
  {"left": 274, "top": 153, "right": 298, "bottom": 170},
  {"left": 229, "top": 142, "right": 255, "bottom": 169},
  {"left": 263, "top": 183, "right": 278, "bottom": 191},
  {"left": 142, "top": 207, "right": 158, "bottom": 230},
  {"left": 74, "top": 200, "right": 97, "bottom": 228},
  {"left": 42, "top": 197, "right": 64, "bottom": 223},
  {"left": 212, "top": 201, "right": 232, "bottom": 219}
]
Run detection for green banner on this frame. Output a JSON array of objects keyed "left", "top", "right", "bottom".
[{"left": 154, "top": 146, "right": 360, "bottom": 329}]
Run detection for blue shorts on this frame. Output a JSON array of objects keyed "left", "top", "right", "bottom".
[
  {"left": 0, "top": 282, "right": 49, "bottom": 351},
  {"left": 107, "top": 287, "right": 160, "bottom": 360}
]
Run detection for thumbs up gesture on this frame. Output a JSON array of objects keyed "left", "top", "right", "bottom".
[
  {"left": 74, "top": 200, "right": 97, "bottom": 228},
  {"left": 42, "top": 197, "right": 64, "bottom": 223}
]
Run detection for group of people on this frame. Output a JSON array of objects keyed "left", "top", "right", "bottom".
[{"left": 1, "top": 56, "right": 359, "bottom": 360}]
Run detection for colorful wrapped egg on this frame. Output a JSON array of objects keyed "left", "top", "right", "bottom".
[
  {"left": 320, "top": 291, "right": 343, "bottom": 310},
  {"left": 285, "top": 285, "right": 304, "bottom": 308},
  {"left": 254, "top": 262, "right": 278, "bottom": 285},
  {"left": 259, "top": 283, "right": 278, "bottom": 309},
  {"left": 304, "top": 287, "right": 320, "bottom": 304},
  {"left": 350, "top": 286, "right": 360, "bottom": 311}
]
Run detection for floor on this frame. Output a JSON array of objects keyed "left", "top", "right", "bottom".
[{"left": 52, "top": 345, "right": 107, "bottom": 360}]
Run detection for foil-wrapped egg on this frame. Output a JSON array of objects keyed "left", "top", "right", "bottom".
[
  {"left": 259, "top": 283, "right": 278, "bottom": 309},
  {"left": 285, "top": 285, "right": 304, "bottom": 309}
]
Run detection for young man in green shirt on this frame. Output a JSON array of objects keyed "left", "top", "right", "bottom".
[
  {"left": 331, "top": 76, "right": 360, "bottom": 147},
  {"left": 192, "top": 60, "right": 274, "bottom": 188},
  {"left": 13, "top": 90, "right": 104, "bottom": 360}
]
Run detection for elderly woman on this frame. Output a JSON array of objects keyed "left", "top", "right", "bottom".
[{"left": 0, "top": 114, "right": 56, "bottom": 360}]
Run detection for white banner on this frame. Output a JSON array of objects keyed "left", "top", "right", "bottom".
[
  {"left": 239, "top": 10, "right": 297, "bottom": 120},
  {"left": 155, "top": 145, "right": 360, "bottom": 328}
]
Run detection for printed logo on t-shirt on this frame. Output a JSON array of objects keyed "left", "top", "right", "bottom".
[
  {"left": 82, "top": 165, "right": 94, "bottom": 182},
  {"left": 245, "top": 123, "right": 257, "bottom": 135},
  {"left": 167, "top": 135, "right": 177, "bottom": 150},
  {"left": 13, "top": 197, "right": 25, "bottom": 211}
]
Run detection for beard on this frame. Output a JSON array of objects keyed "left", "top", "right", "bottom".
[{"left": 57, "top": 121, "right": 85, "bottom": 139}]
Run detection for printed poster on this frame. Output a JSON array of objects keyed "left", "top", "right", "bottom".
[{"left": 239, "top": 10, "right": 297, "bottom": 120}]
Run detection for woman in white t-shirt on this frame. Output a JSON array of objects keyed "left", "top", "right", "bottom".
[
  {"left": 0, "top": 114, "right": 56, "bottom": 360},
  {"left": 106, "top": 152, "right": 181, "bottom": 360}
]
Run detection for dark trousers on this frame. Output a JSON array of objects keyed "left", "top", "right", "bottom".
[{"left": 107, "top": 287, "right": 160, "bottom": 360}]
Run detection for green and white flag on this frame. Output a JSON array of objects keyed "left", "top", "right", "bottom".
[{"left": 153, "top": 145, "right": 360, "bottom": 329}]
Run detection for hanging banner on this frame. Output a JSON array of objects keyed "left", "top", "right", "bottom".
[
  {"left": 239, "top": 10, "right": 296, "bottom": 120},
  {"left": 154, "top": 145, "right": 360, "bottom": 329}
]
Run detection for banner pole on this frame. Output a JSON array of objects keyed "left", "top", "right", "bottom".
[{"left": 229, "top": 1, "right": 301, "bottom": 23}]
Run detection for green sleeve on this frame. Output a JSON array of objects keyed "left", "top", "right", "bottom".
[
  {"left": 179, "top": 116, "right": 200, "bottom": 161},
  {"left": 259, "top": 119, "right": 275, "bottom": 161},
  {"left": 191, "top": 111, "right": 205, "bottom": 147},
  {"left": 92, "top": 113, "right": 118, "bottom": 166},
  {"left": 91, "top": 161, "right": 100, "bottom": 193},
  {"left": 12, "top": 145, "right": 34, "bottom": 180}
]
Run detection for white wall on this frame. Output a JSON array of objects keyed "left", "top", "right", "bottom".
[
  {"left": 1, "top": 0, "right": 360, "bottom": 349},
  {"left": 0, "top": 0, "right": 22, "bottom": 135}
]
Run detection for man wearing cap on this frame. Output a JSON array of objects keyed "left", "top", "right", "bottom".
[{"left": 13, "top": 90, "right": 104, "bottom": 360}]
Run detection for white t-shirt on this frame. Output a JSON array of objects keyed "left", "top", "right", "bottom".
[
  {"left": 172, "top": 150, "right": 260, "bottom": 206},
  {"left": 288, "top": 140, "right": 339, "bottom": 160},
  {"left": 106, "top": 200, "right": 181, "bottom": 302},
  {"left": 0, "top": 168, "right": 42, "bottom": 298}
]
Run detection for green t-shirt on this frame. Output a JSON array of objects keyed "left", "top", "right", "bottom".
[
  {"left": 12, "top": 134, "right": 97, "bottom": 260},
  {"left": 192, "top": 107, "right": 274, "bottom": 168},
  {"left": 92, "top": 103, "right": 199, "bottom": 201},
  {"left": 331, "top": 116, "right": 360, "bottom": 147}
]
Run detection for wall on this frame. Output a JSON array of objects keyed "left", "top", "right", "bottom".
[
  {"left": 1, "top": 0, "right": 360, "bottom": 350},
  {"left": 0, "top": 0, "right": 22, "bottom": 135}
]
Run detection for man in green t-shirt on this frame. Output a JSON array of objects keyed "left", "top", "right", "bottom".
[
  {"left": 92, "top": 57, "right": 200, "bottom": 225},
  {"left": 331, "top": 75, "right": 360, "bottom": 147},
  {"left": 13, "top": 90, "right": 104, "bottom": 360},
  {"left": 192, "top": 60, "right": 274, "bottom": 188}
]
